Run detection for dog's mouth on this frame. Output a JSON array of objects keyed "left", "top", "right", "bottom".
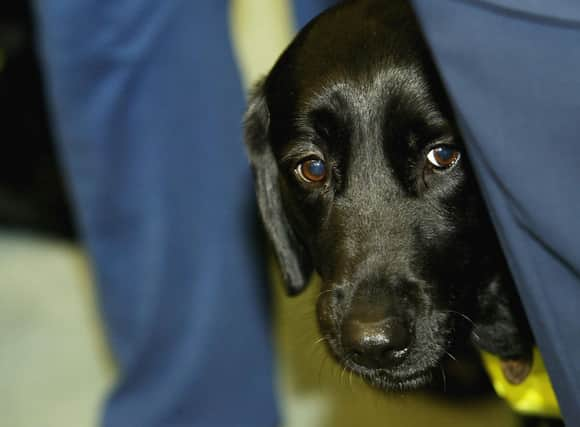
[
  {"left": 333, "top": 344, "right": 437, "bottom": 392},
  {"left": 342, "top": 358, "right": 433, "bottom": 391}
]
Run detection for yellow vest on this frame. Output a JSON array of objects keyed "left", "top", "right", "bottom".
[{"left": 481, "top": 348, "right": 560, "bottom": 418}]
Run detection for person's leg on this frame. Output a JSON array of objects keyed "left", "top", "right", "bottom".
[
  {"left": 411, "top": 0, "right": 580, "bottom": 422},
  {"left": 292, "top": 0, "right": 338, "bottom": 28},
  {"left": 32, "top": 1, "right": 279, "bottom": 425}
]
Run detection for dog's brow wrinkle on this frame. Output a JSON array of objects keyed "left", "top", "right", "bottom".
[{"left": 280, "top": 143, "right": 322, "bottom": 164}]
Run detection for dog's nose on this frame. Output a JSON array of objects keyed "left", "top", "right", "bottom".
[{"left": 341, "top": 317, "right": 410, "bottom": 369}]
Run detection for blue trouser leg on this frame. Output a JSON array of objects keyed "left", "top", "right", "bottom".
[
  {"left": 32, "top": 1, "right": 279, "bottom": 426},
  {"left": 292, "top": 0, "right": 338, "bottom": 28},
  {"left": 412, "top": 0, "right": 580, "bottom": 422}
]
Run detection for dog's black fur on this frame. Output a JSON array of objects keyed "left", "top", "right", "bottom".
[{"left": 245, "top": 0, "right": 535, "bottom": 392}]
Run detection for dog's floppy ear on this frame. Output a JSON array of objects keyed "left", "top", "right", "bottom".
[{"left": 244, "top": 80, "right": 312, "bottom": 295}]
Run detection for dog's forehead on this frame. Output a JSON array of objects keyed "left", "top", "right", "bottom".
[{"left": 264, "top": 0, "right": 436, "bottom": 134}]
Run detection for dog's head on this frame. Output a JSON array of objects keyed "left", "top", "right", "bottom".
[{"left": 245, "top": 0, "right": 532, "bottom": 390}]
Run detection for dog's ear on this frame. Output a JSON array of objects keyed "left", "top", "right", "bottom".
[{"left": 244, "top": 80, "right": 312, "bottom": 295}]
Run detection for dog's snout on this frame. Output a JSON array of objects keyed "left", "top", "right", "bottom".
[{"left": 342, "top": 317, "right": 411, "bottom": 369}]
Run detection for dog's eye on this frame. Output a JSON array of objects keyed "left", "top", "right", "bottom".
[
  {"left": 426, "top": 146, "right": 461, "bottom": 170},
  {"left": 295, "top": 158, "right": 327, "bottom": 183}
]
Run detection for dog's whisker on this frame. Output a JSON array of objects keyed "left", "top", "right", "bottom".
[
  {"left": 439, "top": 364, "right": 447, "bottom": 393},
  {"left": 340, "top": 364, "right": 349, "bottom": 387},
  {"left": 444, "top": 309, "right": 484, "bottom": 341},
  {"left": 313, "top": 336, "right": 327, "bottom": 345},
  {"left": 308, "top": 338, "right": 328, "bottom": 360},
  {"left": 317, "top": 353, "right": 331, "bottom": 385},
  {"left": 349, "top": 368, "right": 354, "bottom": 389},
  {"left": 444, "top": 310, "right": 476, "bottom": 327},
  {"left": 317, "top": 354, "right": 328, "bottom": 384},
  {"left": 445, "top": 351, "right": 457, "bottom": 362}
]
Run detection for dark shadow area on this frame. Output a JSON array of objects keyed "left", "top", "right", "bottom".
[{"left": 0, "top": 1, "right": 76, "bottom": 239}]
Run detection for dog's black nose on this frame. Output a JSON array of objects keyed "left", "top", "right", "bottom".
[{"left": 341, "top": 317, "right": 410, "bottom": 369}]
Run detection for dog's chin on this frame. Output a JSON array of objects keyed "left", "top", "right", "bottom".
[{"left": 344, "top": 361, "right": 434, "bottom": 392}]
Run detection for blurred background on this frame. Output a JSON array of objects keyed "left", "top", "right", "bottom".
[{"left": 0, "top": 1, "right": 519, "bottom": 426}]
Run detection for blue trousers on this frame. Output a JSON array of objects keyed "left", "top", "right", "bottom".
[
  {"left": 32, "top": 2, "right": 278, "bottom": 426},
  {"left": 412, "top": 0, "right": 580, "bottom": 422},
  {"left": 32, "top": 1, "right": 336, "bottom": 426}
]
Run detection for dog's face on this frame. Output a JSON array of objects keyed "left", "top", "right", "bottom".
[{"left": 245, "top": 0, "right": 532, "bottom": 390}]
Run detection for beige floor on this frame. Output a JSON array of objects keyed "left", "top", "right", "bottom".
[
  {"left": 0, "top": 231, "right": 518, "bottom": 427},
  {"left": 0, "top": 233, "right": 113, "bottom": 427}
]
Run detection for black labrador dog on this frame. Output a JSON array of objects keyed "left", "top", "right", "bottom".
[{"left": 245, "top": 0, "right": 535, "bottom": 394}]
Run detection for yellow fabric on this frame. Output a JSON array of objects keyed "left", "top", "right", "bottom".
[
  {"left": 229, "top": 0, "right": 295, "bottom": 90},
  {"left": 481, "top": 348, "right": 560, "bottom": 418}
]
